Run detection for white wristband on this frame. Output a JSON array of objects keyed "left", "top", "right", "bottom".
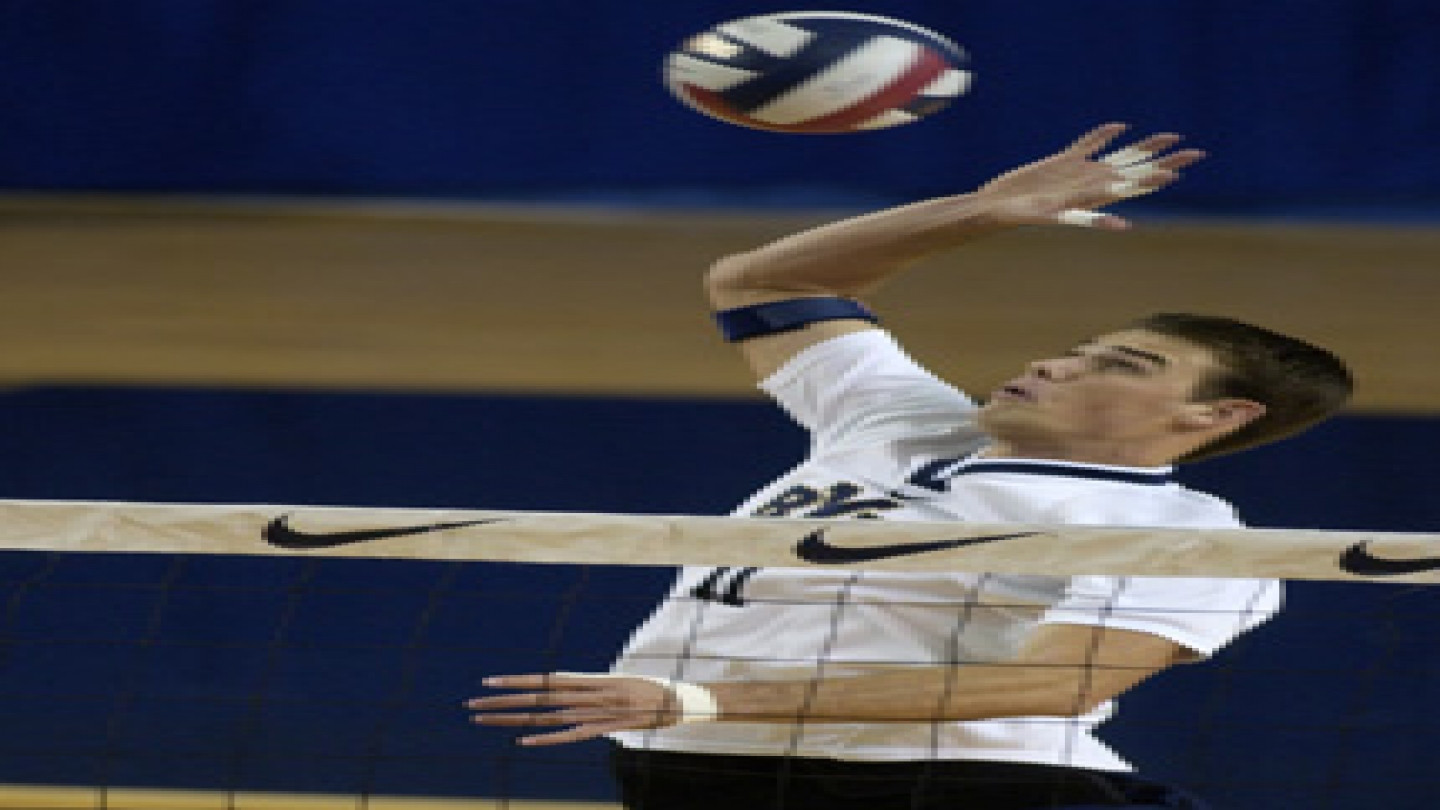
[
  {"left": 557, "top": 672, "right": 720, "bottom": 724},
  {"left": 657, "top": 679, "right": 721, "bottom": 724}
]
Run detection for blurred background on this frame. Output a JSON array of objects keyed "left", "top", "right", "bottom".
[{"left": 0, "top": 1, "right": 1438, "bottom": 808}]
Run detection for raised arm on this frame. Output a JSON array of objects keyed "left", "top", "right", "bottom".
[{"left": 709, "top": 122, "right": 1205, "bottom": 379}]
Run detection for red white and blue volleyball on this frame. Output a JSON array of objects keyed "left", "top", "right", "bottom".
[{"left": 663, "top": 11, "right": 972, "bottom": 134}]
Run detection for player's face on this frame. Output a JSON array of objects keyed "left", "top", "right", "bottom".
[{"left": 977, "top": 329, "right": 1227, "bottom": 464}]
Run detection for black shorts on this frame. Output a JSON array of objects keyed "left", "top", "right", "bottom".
[{"left": 610, "top": 745, "right": 1211, "bottom": 810}]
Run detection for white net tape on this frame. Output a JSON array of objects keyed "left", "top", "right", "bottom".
[{"left": 1, "top": 499, "right": 1436, "bottom": 583}]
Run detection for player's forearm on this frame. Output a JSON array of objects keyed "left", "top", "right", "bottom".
[
  {"left": 705, "top": 191, "right": 1012, "bottom": 307},
  {"left": 704, "top": 664, "right": 1106, "bottom": 724}
]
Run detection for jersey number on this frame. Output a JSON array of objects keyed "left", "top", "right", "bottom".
[
  {"left": 689, "top": 482, "right": 901, "bottom": 607},
  {"left": 689, "top": 566, "right": 760, "bottom": 606}
]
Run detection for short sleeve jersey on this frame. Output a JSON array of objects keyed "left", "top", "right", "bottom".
[{"left": 611, "top": 330, "right": 1280, "bottom": 771}]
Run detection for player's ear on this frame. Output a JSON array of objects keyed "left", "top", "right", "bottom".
[{"left": 1177, "top": 399, "right": 1266, "bottom": 433}]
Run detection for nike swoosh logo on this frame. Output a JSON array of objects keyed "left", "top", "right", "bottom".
[
  {"left": 263, "top": 515, "right": 506, "bottom": 550},
  {"left": 1338, "top": 541, "right": 1440, "bottom": 576},
  {"left": 794, "top": 528, "right": 1043, "bottom": 564}
]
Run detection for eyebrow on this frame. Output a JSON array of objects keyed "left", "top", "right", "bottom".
[{"left": 1078, "top": 342, "right": 1171, "bottom": 367}]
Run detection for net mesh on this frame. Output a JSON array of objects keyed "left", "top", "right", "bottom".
[
  {"left": 0, "top": 550, "right": 666, "bottom": 809},
  {"left": 0, "top": 538, "right": 1437, "bottom": 810}
]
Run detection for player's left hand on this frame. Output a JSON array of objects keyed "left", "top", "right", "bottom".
[
  {"left": 975, "top": 122, "right": 1207, "bottom": 231},
  {"left": 464, "top": 673, "right": 681, "bottom": 746}
]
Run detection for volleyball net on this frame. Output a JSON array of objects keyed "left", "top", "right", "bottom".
[{"left": 1, "top": 499, "right": 1438, "bottom": 809}]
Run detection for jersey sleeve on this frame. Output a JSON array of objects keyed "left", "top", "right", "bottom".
[
  {"left": 758, "top": 330, "right": 983, "bottom": 455},
  {"left": 1035, "top": 489, "right": 1281, "bottom": 657}
]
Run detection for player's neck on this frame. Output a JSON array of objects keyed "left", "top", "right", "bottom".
[{"left": 979, "top": 439, "right": 1178, "bottom": 470}]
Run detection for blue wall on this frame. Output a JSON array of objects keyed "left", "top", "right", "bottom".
[
  {"left": 0, "top": 387, "right": 1438, "bottom": 808},
  {"left": 3, "top": 1, "right": 1439, "bottom": 216}
]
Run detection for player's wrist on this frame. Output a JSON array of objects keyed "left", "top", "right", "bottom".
[
  {"left": 666, "top": 680, "right": 722, "bottom": 723},
  {"left": 632, "top": 676, "right": 721, "bottom": 724},
  {"left": 890, "top": 191, "right": 1020, "bottom": 236},
  {"left": 559, "top": 672, "right": 720, "bottom": 724},
  {"left": 963, "top": 188, "right": 1061, "bottom": 228}
]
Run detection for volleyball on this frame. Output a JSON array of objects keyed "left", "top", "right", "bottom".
[{"left": 662, "top": 11, "right": 972, "bottom": 134}]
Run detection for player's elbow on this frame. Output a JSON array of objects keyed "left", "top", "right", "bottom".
[
  {"left": 704, "top": 253, "right": 758, "bottom": 309},
  {"left": 1059, "top": 692, "right": 1113, "bottom": 717},
  {"left": 705, "top": 251, "right": 819, "bottom": 310},
  {"left": 1019, "top": 679, "right": 1130, "bottom": 719}
]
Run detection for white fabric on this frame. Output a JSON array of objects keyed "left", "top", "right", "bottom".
[{"left": 611, "top": 330, "right": 1280, "bottom": 770}]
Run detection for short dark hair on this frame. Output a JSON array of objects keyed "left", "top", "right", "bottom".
[{"left": 1128, "top": 313, "right": 1354, "bottom": 463}]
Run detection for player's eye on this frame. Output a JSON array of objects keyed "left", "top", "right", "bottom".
[{"left": 1093, "top": 355, "right": 1146, "bottom": 374}]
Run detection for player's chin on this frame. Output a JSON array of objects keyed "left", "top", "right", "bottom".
[
  {"left": 977, "top": 396, "right": 1027, "bottom": 418},
  {"left": 973, "top": 404, "right": 1005, "bottom": 433},
  {"left": 975, "top": 402, "right": 1040, "bottom": 435}
]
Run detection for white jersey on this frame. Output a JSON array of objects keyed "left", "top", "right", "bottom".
[{"left": 611, "top": 330, "right": 1280, "bottom": 771}]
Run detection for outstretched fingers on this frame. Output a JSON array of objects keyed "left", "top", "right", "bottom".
[
  {"left": 465, "top": 671, "right": 680, "bottom": 746},
  {"left": 471, "top": 705, "right": 639, "bottom": 728},
  {"left": 508, "top": 720, "right": 647, "bottom": 747},
  {"left": 468, "top": 691, "right": 647, "bottom": 746},
  {"left": 1065, "top": 122, "right": 1131, "bottom": 157},
  {"left": 1098, "top": 131, "right": 1181, "bottom": 167},
  {"left": 1151, "top": 147, "right": 1207, "bottom": 172},
  {"left": 1057, "top": 126, "right": 1206, "bottom": 228},
  {"left": 1104, "top": 151, "right": 1205, "bottom": 199},
  {"left": 1057, "top": 210, "right": 1128, "bottom": 231},
  {"left": 466, "top": 689, "right": 608, "bottom": 713}
]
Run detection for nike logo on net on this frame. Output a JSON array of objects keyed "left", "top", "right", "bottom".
[
  {"left": 263, "top": 515, "right": 506, "bottom": 550},
  {"left": 1338, "top": 541, "right": 1440, "bottom": 576},
  {"left": 794, "top": 528, "right": 1043, "bottom": 564}
]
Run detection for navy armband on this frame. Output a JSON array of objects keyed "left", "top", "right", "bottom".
[{"left": 714, "top": 298, "right": 879, "bottom": 343}]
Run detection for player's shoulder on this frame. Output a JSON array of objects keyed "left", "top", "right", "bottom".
[
  {"left": 1042, "top": 476, "right": 1243, "bottom": 528},
  {"left": 766, "top": 328, "right": 977, "bottom": 417},
  {"left": 761, "top": 327, "right": 913, "bottom": 385},
  {"left": 760, "top": 328, "right": 982, "bottom": 454},
  {"left": 762, "top": 327, "right": 969, "bottom": 402},
  {"left": 1164, "top": 483, "right": 1244, "bottom": 526}
]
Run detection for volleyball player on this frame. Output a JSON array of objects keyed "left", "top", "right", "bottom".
[{"left": 466, "top": 123, "right": 1354, "bottom": 809}]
